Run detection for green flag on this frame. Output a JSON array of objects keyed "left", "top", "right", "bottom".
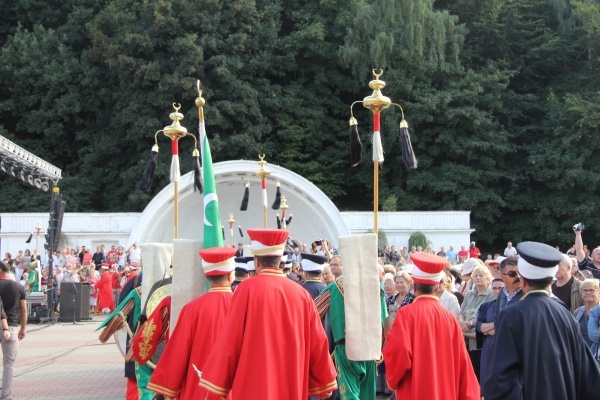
[{"left": 201, "top": 121, "right": 223, "bottom": 248}]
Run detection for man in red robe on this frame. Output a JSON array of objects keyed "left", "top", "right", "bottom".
[
  {"left": 198, "top": 229, "right": 337, "bottom": 400},
  {"left": 126, "top": 263, "right": 138, "bottom": 284},
  {"left": 95, "top": 264, "right": 115, "bottom": 312},
  {"left": 383, "top": 253, "right": 479, "bottom": 400},
  {"left": 146, "top": 247, "right": 236, "bottom": 400}
]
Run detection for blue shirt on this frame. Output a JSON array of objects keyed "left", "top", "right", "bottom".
[{"left": 446, "top": 249, "right": 457, "bottom": 263}]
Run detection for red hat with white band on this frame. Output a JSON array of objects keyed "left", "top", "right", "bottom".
[
  {"left": 410, "top": 253, "right": 448, "bottom": 285},
  {"left": 199, "top": 247, "right": 237, "bottom": 276},
  {"left": 247, "top": 229, "right": 289, "bottom": 257}
]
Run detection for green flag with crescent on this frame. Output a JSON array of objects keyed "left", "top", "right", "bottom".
[{"left": 201, "top": 121, "right": 223, "bottom": 248}]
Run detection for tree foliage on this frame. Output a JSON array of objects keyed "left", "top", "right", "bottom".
[{"left": 1, "top": 0, "right": 600, "bottom": 252}]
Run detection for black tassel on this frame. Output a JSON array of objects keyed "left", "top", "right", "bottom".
[
  {"left": 192, "top": 149, "right": 203, "bottom": 193},
  {"left": 238, "top": 225, "right": 244, "bottom": 237},
  {"left": 398, "top": 120, "right": 417, "bottom": 169},
  {"left": 222, "top": 226, "right": 225, "bottom": 240},
  {"left": 276, "top": 214, "right": 281, "bottom": 229},
  {"left": 25, "top": 233, "right": 32, "bottom": 243},
  {"left": 139, "top": 145, "right": 159, "bottom": 192},
  {"left": 271, "top": 182, "right": 281, "bottom": 209},
  {"left": 349, "top": 117, "right": 362, "bottom": 166},
  {"left": 286, "top": 214, "right": 293, "bottom": 227},
  {"left": 240, "top": 181, "right": 250, "bottom": 211}
]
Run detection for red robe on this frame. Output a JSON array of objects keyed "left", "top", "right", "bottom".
[
  {"left": 147, "top": 287, "right": 233, "bottom": 400},
  {"left": 94, "top": 271, "right": 115, "bottom": 311},
  {"left": 383, "top": 295, "right": 479, "bottom": 400},
  {"left": 198, "top": 268, "right": 337, "bottom": 399}
]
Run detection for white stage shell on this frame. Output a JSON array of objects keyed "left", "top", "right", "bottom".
[{"left": 128, "top": 160, "right": 351, "bottom": 246}]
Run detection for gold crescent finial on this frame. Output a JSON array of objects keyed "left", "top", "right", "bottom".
[
  {"left": 373, "top": 69, "right": 384, "bottom": 80},
  {"left": 196, "top": 80, "right": 202, "bottom": 97},
  {"left": 258, "top": 153, "right": 265, "bottom": 161},
  {"left": 173, "top": 103, "right": 181, "bottom": 112}
]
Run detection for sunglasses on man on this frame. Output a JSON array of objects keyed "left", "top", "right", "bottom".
[{"left": 502, "top": 271, "right": 519, "bottom": 278}]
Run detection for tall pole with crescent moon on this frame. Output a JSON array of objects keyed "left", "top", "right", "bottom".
[
  {"left": 348, "top": 69, "right": 416, "bottom": 235},
  {"left": 255, "top": 155, "right": 271, "bottom": 228}
]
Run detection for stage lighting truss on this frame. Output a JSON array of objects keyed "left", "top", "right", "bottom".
[{"left": 0, "top": 135, "right": 61, "bottom": 191}]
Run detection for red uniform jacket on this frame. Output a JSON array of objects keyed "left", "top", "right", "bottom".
[
  {"left": 198, "top": 268, "right": 337, "bottom": 399},
  {"left": 147, "top": 287, "right": 233, "bottom": 399},
  {"left": 383, "top": 295, "right": 479, "bottom": 400}
]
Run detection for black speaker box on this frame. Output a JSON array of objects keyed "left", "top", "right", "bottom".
[{"left": 58, "top": 282, "right": 91, "bottom": 322}]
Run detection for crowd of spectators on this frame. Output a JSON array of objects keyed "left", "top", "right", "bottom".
[
  {"left": 3, "top": 231, "right": 600, "bottom": 397},
  {"left": 2, "top": 243, "right": 142, "bottom": 315},
  {"left": 281, "top": 234, "right": 600, "bottom": 399}
]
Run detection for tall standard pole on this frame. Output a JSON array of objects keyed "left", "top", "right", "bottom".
[
  {"left": 255, "top": 155, "right": 271, "bottom": 228},
  {"left": 362, "top": 70, "right": 391, "bottom": 235}
]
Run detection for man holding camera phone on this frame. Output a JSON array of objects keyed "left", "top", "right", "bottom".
[
  {"left": 574, "top": 223, "right": 600, "bottom": 280},
  {"left": 315, "top": 240, "right": 332, "bottom": 259}
]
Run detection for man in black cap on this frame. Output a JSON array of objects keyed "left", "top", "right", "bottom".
[
  {"left": 300, "top": 253, "right": 326, "bottom": 299},
  {"left": 488, "top": 241, "right": 600, "bottom": 400},
  {"left": 281, "top": 251, "right": 298, "bottom": 282},
  {"left": 231, "top": 257, "right": 252, "bottom": 291}
]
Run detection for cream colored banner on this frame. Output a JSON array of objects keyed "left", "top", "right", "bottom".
[{"left": 339, "top": 233, "right": 382, "bottom": 361}]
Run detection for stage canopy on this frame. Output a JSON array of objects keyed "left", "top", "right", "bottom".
[{"left": 129, "top": 160, "right": 350, "bottom": 247}]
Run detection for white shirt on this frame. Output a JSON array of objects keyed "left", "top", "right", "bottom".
[
  {"left": 504, "top": 247, "right": 517, "bottom": 257},
  {"left": 439, "top": 290, "right": 460, "bottom": 318},
  {"left": 55, "top": 272, "right": 64, "bottom": 287},
  {"left": 129, "top": 247, "right": 141, "bottom": 264}
]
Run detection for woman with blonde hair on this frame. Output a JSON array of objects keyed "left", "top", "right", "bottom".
[
  {"left": 379, "top": 271, "right": 415, "bottom": 398},
  {"left": 388, "top": 272, "right": 415, "bottom": 322},
  {"left": 459, "top": 264, "right": 494, "bottom": 382},
  {"left": 574, "top": 278, "right": 599, "bottom": 349}
]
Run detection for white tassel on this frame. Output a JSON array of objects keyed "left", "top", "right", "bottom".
[
  {"left": 372, "top": 131, "right": 384, "bottom": 164},
  {"left": 170, "top": 154, "right": 181, "bottom": 183}
]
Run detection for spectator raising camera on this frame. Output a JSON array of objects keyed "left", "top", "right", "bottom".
[{"left": 574, "top": 223, "right": 600, "bottom": 280}]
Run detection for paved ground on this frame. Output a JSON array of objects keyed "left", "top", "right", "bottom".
[
  {"left": 9, "top": 314, "right": 125, "bottom": 400},
  {"left": 6, "top": 314, "right": 392, "bottom": 399}
]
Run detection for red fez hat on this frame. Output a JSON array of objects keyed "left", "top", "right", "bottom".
[
  {"left": 410, "top": 253, "right": 448, "bottom": 285},
  {"left": 199, "top": 247, "right": 237, "bottom": 276},
  {"left": 247, "top": 229, "right": 289, "bottom": 256},
  {"left": 100, "top": 262, "right": 110, "bottom": 270}
]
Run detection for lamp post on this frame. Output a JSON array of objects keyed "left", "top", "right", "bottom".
[{"left": 348, "top": 69, "right": 415, "bottom": 235}]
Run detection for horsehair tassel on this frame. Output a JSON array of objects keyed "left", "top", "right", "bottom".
[
  {"left": 192, "top": 148, "right": 203, "bottom": 193},
  {"left": 372, "top": 113, "right": 384, "bottom": 164},
  {"left": 139, "top": 144, "right": 159, "bottom": 191},
  {"left": 349, "top": 117, "right": 362, "bottom": 166},
  {"left": 170, "top": 140, "right": 181, "bottom": 183},
  {"left": 398, "top": 119, "right": 417, "bottom": 169},
  {"left": 272, "top": 181, "right": 281, "bottom": 210},
  {"left": 240, "top": 181, "right": 250, "bottom": 211}
]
